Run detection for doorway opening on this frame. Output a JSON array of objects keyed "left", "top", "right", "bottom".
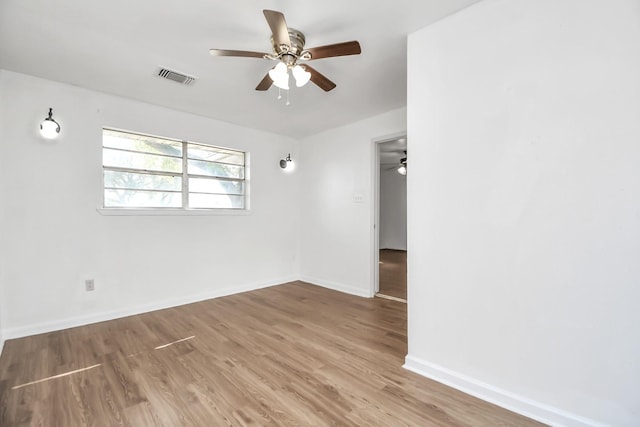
[{"left": 373, "top": 134, "right": 407, "bottom": 303}]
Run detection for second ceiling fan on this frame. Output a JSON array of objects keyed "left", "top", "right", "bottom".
[{"left": 210, "top": 10, "right": 361, "bottom": 92}]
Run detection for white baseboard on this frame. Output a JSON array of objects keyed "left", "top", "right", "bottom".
[
  {"left": 2, "top": 276, "right": 296, "bottom": 340},
  {"left": 300, "top": 275, "right": 374, "bottom": 298},
  {"left": 403, "top": 355, "right": 607, "bottom": 427}
]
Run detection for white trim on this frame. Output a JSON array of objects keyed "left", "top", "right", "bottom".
[
  {"left": 300, "top": 276, "right": 374, "bottom": 298},
  {"left": 97, "top": 207, "right": 252, "bottom": 216},
  {"left": 2, "top": 276, "right": 296, "bottom": 340},
  {"left": 0, "top": 335, "right": 4, "bottom": 358},
  {"left": 403, "top": 355, "right": 608, "bottom": 427},
  {"left": 372, "top": 136, "right": 381, "bottom": 296}
]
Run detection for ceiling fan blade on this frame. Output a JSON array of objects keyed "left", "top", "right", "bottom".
[
  {"left": 306, "top": 41, "right": 361, "bottom": 60},
  {"left": 304, "top": 65, "right": 337, "bottom": 92},
  {"left": 263, "top": 10, "right": 291, "bottom": 50},
  {"left": 210, "top": 49, "right": 268, "bottom": 58},
  {"left": 255, "top": 72, "right": 273, "bottom": 91}
]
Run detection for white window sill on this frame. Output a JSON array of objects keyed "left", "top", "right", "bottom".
[{"left": 97, "top": 208, "right": 252, "bottom": 216}]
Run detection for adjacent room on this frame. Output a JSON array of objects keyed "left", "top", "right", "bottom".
[
  {"left": 377, "top": 136, "right": 408, "bottom": 302},
  {"left": 1, "top": 0, "right": 638, "bottom": 426}
]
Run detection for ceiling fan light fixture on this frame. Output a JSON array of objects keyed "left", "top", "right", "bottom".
[
  {"left": 397, "top": 152, "right": 408, "bottom": 175},
  {"left": 292, "top": 65, "right": 311, "bottom": 87},
  {"left": 269, "top": 62, "right": 290, "bottom": 90}
]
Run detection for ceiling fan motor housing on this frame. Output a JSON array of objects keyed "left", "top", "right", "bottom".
[{"left": 271, "top": 29, "right": 307, "bottom": 66}]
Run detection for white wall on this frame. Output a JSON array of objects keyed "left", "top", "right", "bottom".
[
  {"left": 299, "top": 108, "right": 406, "bottom": 297},
  {"left": 405, "top": 1, "right": 640, "bottom": 426},
  {"left": 0, "top": 73, "right": 4, "bottom": 356},
  {"left": 379, "top": 167, "right": 407, "bottom": 250},
  {"left": 0, "top": 70, "right": 300, "bottom": 339}
]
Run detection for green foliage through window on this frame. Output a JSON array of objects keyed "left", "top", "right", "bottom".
[{"left": 102, "top": 129, "right": 246, "bottom": 209}]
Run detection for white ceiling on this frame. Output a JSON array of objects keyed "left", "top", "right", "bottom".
[{"left": 0, "top": 0, "right": 480, "bottom": 138}]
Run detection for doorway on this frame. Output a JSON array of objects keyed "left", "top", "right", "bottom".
[{"left": 374, "top": 135, "right": 407, "bottom": 302}]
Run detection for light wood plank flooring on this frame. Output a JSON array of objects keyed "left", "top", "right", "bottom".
[
  {"left": 378, "top": 249, "right": 407, "bottom": 301},
  {"left": 0, "top": 281, "right": 543, "bottom": 426}
]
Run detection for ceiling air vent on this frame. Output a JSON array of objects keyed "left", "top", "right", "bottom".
[{"left": 157, "top": 67, "right": 197, "bottom": 86}]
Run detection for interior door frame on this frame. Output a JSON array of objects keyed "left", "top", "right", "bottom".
[{"left": 371, "top": 131, "right": 407, "bottom": 296}]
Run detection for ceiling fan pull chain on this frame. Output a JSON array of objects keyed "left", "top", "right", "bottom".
[
  {"left": 277, "top": 87, "right": 282, "bottom": 100},
  {"left": 286, "top": 89, "right": 290, "bottom": 106}
]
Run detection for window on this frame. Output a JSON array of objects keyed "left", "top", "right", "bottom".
[{"left": 102, "top": 129, "right": 246, "bottom": 210}]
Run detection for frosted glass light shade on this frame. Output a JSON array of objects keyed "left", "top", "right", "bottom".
[
  {"left": 40, "top": 108, "right": 60, "bottom": 139},
  {"left": 269, "top": 62, "right": 289, "bottom": 90},
  {"left": 292, "top": 65, "right": 311, "bottom": 87},
  {"left": 280, "top": 153, "right": 294, "bottom": 171}
]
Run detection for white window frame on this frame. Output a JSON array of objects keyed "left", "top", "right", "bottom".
[{"left": 99, "top": 128, "right": 249, "bottom": 215}]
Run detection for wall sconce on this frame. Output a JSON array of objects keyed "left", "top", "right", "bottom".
[
  {"left": 280, "top": 153, "right": 294, "bottom": 171},
  {"left": 40, "top": 108, "right": 60, "bottom": 139}
]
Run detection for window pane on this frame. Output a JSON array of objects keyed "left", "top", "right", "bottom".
[
  {"left": 103, "top": 131, "right": 182, "bottom": 157},
  {"left": 103, "top": 148, "right": 182, "bottom": 173},
  {"left": 102, "top": 129, "right": 248, "bottom": 211},
  {"left": 188, "top": 144, "right": 244, "bottom": 165},
  {"left": 188, "top": 159, "right": 244, "bottom": 179},
  {"left": 104, "top": 189, "right": 182, "bottom": 208},
  {"left": 189, "top": 193, "right": 245, "bottom": 209},
  {"left": 189, "top": 177, "right": 243, "bottom": 195},
  {"left": 104, "top": 170, "right": 181, "bottom": 191}
]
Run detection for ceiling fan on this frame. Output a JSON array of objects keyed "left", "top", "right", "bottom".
[
  {"left": 397, "top": 155, "right": 407, "bottom": 175},
  {"left": 210, "top": 10, "right": 361, "bottom": 92},
  {"left": 384, "top": 150, "right": 407, "bottom": 175}
]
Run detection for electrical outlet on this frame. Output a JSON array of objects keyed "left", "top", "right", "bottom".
[{"left": 85, "top": 279, "right": 95, "bottom": 292}]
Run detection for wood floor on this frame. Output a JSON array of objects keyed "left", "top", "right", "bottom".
[
  {"left": 378, "top": 249, "right": 407, "bottom": 301},
  {"left": 0, "top": 281, "right": 543, "bottom": 426}
]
